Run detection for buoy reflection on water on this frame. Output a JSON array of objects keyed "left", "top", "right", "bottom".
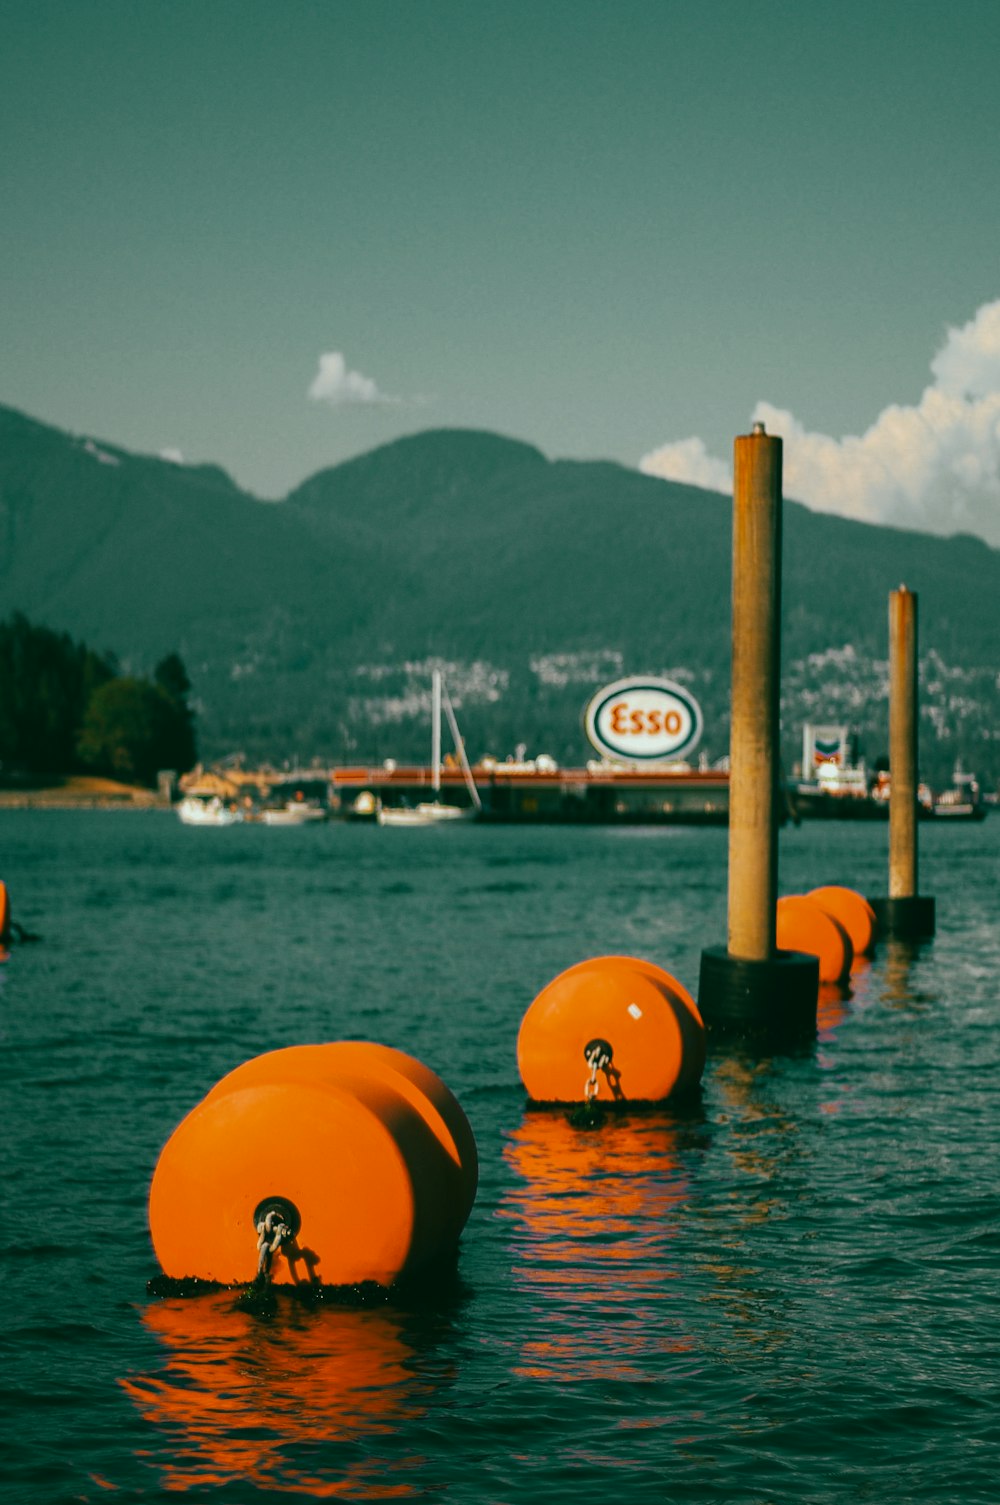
[
  {"left": 498, "top": 1112, "right": 693, "bottom": 1383},
  {"left": 121, "top": 1293, "right": 436, "bottom": 1496},
  {"left": 817, "top": 980, "right": 852, "bottom": 1035}
]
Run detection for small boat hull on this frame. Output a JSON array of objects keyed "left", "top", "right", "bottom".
[
  {"left": 261, "top": 804, "right": 328, "bottom": 825},
  {"left": 415, "top": 802, "right": 476, "bottom": 822},
  {"left": 177, "top": 797, "right": 241, "bottom": 826},
  {"left": 377, "top": 807, "right": 436, "bottom": 827}
]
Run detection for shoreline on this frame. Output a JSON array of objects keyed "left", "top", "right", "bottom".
[{"left": 0, "top": 776, "right": 167, "bottom": 810}]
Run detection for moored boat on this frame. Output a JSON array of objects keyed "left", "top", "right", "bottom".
[
  {"left": 260, "top": 801, "right": 328, "bottom": 825},
  {"left": 377, "top": 805, "right": 437, "bottom": 828},
  {"left": 415, "top": 801, "right": 476, "bottom": 822},
  {"left": 177, "top": 795, "right": 241, "bottom": 826},
  {"left": 930, "top": 768, "right": 987, "bottom": 819},
  {"left": 377, "top": 669, "right": 481, "bottom": 827},
  {"left": 793, "top": 760, "right": 876, "bottom": 819}
]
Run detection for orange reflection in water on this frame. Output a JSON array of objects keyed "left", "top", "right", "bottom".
[
  {"left": 121, "top": 1293, "right": 430, "bottom": 1496},
  {"left": 816, "top": 979, "right": 851, "bottom": 1035},
  {"left": 499, "top": 1111, "right": 692, "bottom": 1382}
]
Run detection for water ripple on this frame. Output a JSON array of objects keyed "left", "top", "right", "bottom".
[{"left": 1, "top": 813, "right": 998, "bottom": 1502}]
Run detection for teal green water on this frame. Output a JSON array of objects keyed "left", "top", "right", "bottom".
[{"left": 1, "top": 812, "right": 998, "bottom": 1503}]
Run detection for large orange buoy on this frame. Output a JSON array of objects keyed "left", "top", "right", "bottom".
[
  {"left": 808, "top": 885, "right": 877, "bottom": 959},
  {"left": 0, "top": 880, "right": 10, "bottom": 958},
  {"left": 517, "top": 954, "right": 705, "bottom": 1104},
  {"left": 201, "top": 1041, "right": 478, "bottom": 1244},
  {"left": 150, "top": 1052, "right": 477, "bottom": 1287},
  {"left": 553, "top": 955, "right": 706, "bottom": 1096},
  {"left": 147, "top": 1047, "right": 475, "bottom": 1294},
  {"left": 776, "top": 895, "right": 853, "bottom": 985}
]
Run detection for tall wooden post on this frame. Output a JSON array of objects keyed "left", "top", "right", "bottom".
[
  {"left": 699, "top": 423, "right": 818, "bottom": 1043},
  {"left": 888, "top": 586, "right": 918, "bottom": 899},
  {"left": 728, "top": 423, "right": 781, "bottom": 961},
  {"left": 870, "top": 586, "right": 935, "bottom": 939}
]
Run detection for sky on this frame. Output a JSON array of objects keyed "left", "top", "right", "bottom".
[{"left": 3, "top": 0, "right": 1000, "bottom": 544}]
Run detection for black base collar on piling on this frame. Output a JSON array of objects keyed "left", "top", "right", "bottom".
[
  {"left": 868, "top": 895, "right": 935, "bottom": 941},
  {"left": 698, "top": 946, "right": 819, "bottom": 1048}
]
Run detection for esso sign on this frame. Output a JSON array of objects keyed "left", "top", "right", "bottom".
[{"left": 584, "top": 677, "right": 703, "bottom": 763}]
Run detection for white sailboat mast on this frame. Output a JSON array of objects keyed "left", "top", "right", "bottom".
[
  {"left": 432, "top": 668, "right": 442, "bottom": 793},
  {"left": 442, "top": 681, "right": 482, "bottom": 811}
]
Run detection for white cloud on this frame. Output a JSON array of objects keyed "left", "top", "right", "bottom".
[
  {"left": 637, "top": 435, "right": 732, "bottom": 494},
  {"left": 639, "top": 298, "right": 1000, "bottom": 547},
  {"left": 930, "top": 299, "right": 1000, "bottom": 399},
  {"left": 308, "top": 350, "right": 399, "bottom": 407}
]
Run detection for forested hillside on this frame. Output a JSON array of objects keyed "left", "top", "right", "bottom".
[{"left": 1, "top": 402, "right": 996, "bottom": 787}]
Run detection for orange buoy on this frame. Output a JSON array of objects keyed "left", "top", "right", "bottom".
[
  {"left": 149, "top": 1066, "right": 471, "bottom": 1288},
  {"left": 0, "top": 880, "right": 10, "bottom": 956},
  {"left": 776, "top": 895, "right": 853, "bottom": 985},
  {"left": 201, "top": 1041, "right": 477, "bottom": 1243},
  {"left": 808, "top": 885, "right": 877, "bottom": 958},
  {"left": 517, "top": 954, "right": 704, "bottom": 1104},
  {"left": 554, "top": 955, "right": 706, "bottom": 1096}
]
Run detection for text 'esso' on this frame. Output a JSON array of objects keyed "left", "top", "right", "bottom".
[{"left": 584, "top": 678, "right": 703, "bottom": 763}]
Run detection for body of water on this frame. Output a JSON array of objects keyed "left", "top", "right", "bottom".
[{"left": 1, "top": 811, "right": 998, "bottom": 1503}]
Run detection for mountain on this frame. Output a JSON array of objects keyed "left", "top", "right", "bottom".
[{"left": 1, "top": 401, "right": 997, "bottom": 787}]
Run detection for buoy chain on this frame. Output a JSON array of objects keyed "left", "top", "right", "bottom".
[
  {"left": 255, "top": 1209, "right": 292, "bottom": 1282},
  {"left": 584, "top": 1038, "right": 624, "bottom": 1102},
  {"left": 584, "top": 1053, "right": 605, "bottom": 1099}
]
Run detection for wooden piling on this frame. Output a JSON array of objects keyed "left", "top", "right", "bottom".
[
  {"left": 728, "top": 423, "right": 781, "bottom": 961},
  {"left": 698, "top": 424, "right": 818, "bottom": 1043},
  {"left": 870, "top": 586, "right": 935, "bottom": 939},
  {"left": 888, "top": 586, "right": 918, "bottom": 899}
]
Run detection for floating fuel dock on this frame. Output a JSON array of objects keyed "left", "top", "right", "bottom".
[{"left": 330, "top": 761, "right": 730, "bottom": 825}]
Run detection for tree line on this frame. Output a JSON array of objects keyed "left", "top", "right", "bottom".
[{"left": 0, "top": 614, "right": 197, "bottom": 786}]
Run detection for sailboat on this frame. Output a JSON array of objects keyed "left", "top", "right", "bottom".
[
  {"left": 377, "top": 669, "right": 482, "bottom": 827},
  {"left": 417, "top": 669, "right": 482, "bottom": 821}
]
